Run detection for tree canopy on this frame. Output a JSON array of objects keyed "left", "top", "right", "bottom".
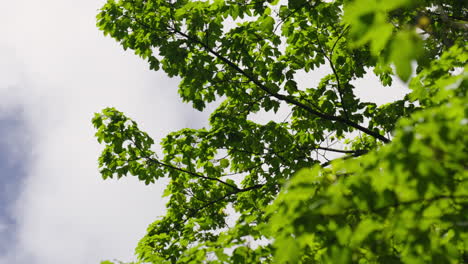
[{"left": 93, "top": 0, "right": 468, "bottom": 263}]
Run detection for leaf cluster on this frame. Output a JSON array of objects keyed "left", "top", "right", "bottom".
[{"left": 94, "top": 0, "right": 468, "bottom": 263}]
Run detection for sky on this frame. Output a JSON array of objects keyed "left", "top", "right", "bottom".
[
  {"left": 0, "top": 1, "right": 408, "bottom": 263},
  {"left": 0, "top": 0, "right": 207, "bottom": 263}
]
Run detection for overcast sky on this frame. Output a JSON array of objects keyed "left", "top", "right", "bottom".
[
  {"left": 0, "top": 1, "right": 408, "bottom": 263},
  {"left": 0, "top": 0, "right": 208, "bottom": 263}
]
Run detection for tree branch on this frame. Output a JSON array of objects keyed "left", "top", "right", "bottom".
[
  {"left": 320, "top": 149, "right": 369, "bottom": 167},
  {"left": 273, "top": 0, "right": 317, "bottom": 34},
  {"left": 316, "top": 147, "right": 367, "bottom": 155},
  {"left": 146, "top": 157, "right": 241, "bottom": 191},
  {"left": 186, "top": 183, "right": 264, "bottom": 219},
  {"left": 315, "top": 28, "right": 350, "bottom": 119},
  {"left": 170, "top": 29, "right": 390, "bottom": 143},
  {"left": 122, "top": 13, "right": 390, "bottom": 143},
  {"left": 426, "top": 10, "right": 468, "bottom": 22}
]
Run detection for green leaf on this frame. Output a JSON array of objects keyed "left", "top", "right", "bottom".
[
  {"left": 390, "top": 31, "right": 421, "bottom": 82},
  {"left": 259, "top": 16, "right": 274, "bottom": 33},
  {"left": 220, "top": 159, "right": 229, "bottom": 168}
]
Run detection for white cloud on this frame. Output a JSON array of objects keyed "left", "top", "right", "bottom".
[
  {"left": 0, "top": 0, "right": 206, "bottom": 263},
  {"left": 0, "top": 221, "right": 7, "bottom": 234}
]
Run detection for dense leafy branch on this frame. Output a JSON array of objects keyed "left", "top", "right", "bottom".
[
  {"left": 315, "top": 27, "right": 350, "bottom": 119},
  {"left": 322, "top": 195, "right": 468, "bottom": 218},
  {"left": 95, "top": 1, "right": 468, "bottom": 263},
  {"left": 120, "top": 12, "right": 390, "bottom": 143},
  {"left": 272, "top": 0, "right": 317, "bottom": 34},
  {"left": 170, "top": 28, "right": 391, "bottom": 143}
]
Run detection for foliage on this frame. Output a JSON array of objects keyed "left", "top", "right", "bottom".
[{"left": 94, "top": 0, "right": 468, "bottom": 263}]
